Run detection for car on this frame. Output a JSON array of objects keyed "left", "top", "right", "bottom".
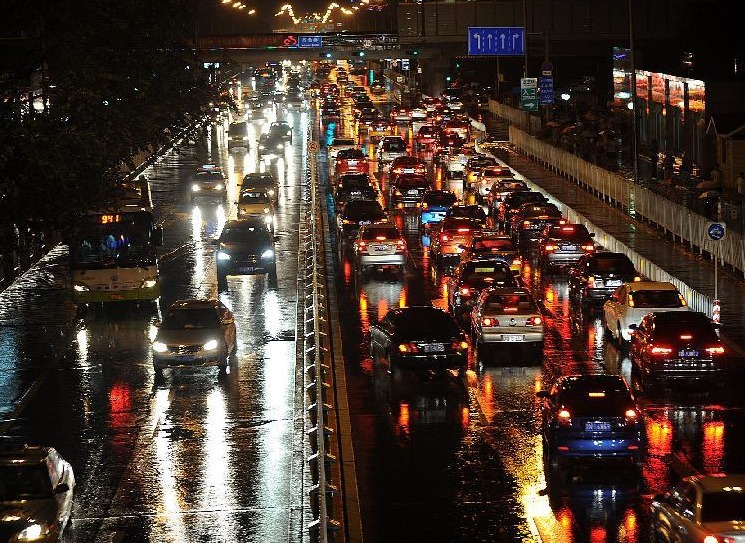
[
  {"left": 629, "top": 311, "right": 726, "bottom": 390},
  {"left": 603, "top": 281, "right": 690, "bottom": 347},
  {"left": 536, "top": 374, "right": 646, "bottom": 470},
  {"left": 353, "top": 223, "right": 407, "bottom": 277},
  {"left": 334, "top": 173, "right": 377, "bottom": 211},
  {"left": 421, "top": 95, "right": 441, "bottom": 113},
  {"left": 445, "top": 204, "right": 488, "bottom": 227},
  {"left": 475, "top": 165, "right": 516, "bottom": 199},
  {"left": 439, "top": 132, "right": 464, "bottom": 151},
  {"left": 469, "top": 287, "right": 543, "bottom": 352},
  {"left": 328, "top": 137, "right": 357, "bottom": 161},
  {"left": 414, "top": 124, "right": 442, "bottom": 151},
  {"left": 227, "top": 121, "right": 249, "bottom": 150},
  {"left": 388, "top": 155, "right": 427, "bottom": 185},
  {"left": 369, "top": 306, "right": 469, "bottom": 377},
  {"left": 368, "top": 119, "right": 395, "bottom": 143},
  {"left": 336, "top": 199, "right": 387, "bottom": 241},
  {"left": 0, "top": 442, "right": 76, "bottom": 542},
  {"left": 334, "top": 148, "right": 369, "bottom": 178},
  {"left": 447, "top": 260, "right": 517, "bottom": 321},
  {"left": 463, "top": 155, "right": 499, "bottom": 189},
  {"left": 442, "top": 118, "right": 470, "bottom": 142},
  {"left": 377, "top": 135, "right": 408, "bottom": 166},
  {"left": 388, "top": 173, "right": 430, "bottom": 210},
  {"left": 242, "top": 172, "right": 279, "bottom": 205},
  {"left": 495, "top": 190, "right": 548, "bottom": 232},
  {"left": 191, "top": 169, "right": 227, "bottom": 203},
  {"left": 458, "top": 233, "right": 522, "bottom": 275},
  {"left": 236, "top": 188, "right": 275, "bottom": 231},
  {"left": 320, "top": 104, "right": 341, "bottom": 121},
  {"left": 268, "top": 120, "right": 293, "bottom": 144},
  {"left": 369, "top": 81, "right": 386, "bottom": 95},
  {"left": 538, "top": 223, "right": 596, "bottom": 271},
  {"left": 649, "top": 474, "right": 745, "bottom": 543},
  {"left": 568, "top": 252, "right": 641, "bottom": 309},
  {"left": 257, "top": 132, "right": 287, "bottom": 161},
  {"left": 390, "top": 106, "right": 412, "bottom": 123},
  {"left": 428, "top": 217, "right": 484, "bottom": 267},
  {"left": 152, "top": 298, "right": 237, "bottom": 373},
  {"left": 357, "top": 111, "right": 380, "bottom": 133},
  {"left": 510, "top": 203, "right": 564, "bottom": 248},
  {"left": 419, "top": 189, "right": 458, "bottom": 230},
  {"left": 215, "top": 217, "right": 278, "bottom": 288}
]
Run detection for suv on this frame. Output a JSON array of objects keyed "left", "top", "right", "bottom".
[
  {"left": 389, "top": 174, "right": 430, "bottom": 210},
  {"left": 227, "top": 121, "right": 249, "bottom": 150},
  {"left": 629, "top": 311, "right": 726, "bottom": 391},
  {"left": 446, "top": 260, "right": 516, "bottom": 321},
  {"left": 215, "top": 218, "right": 277, "bottom": 288},
  {"left": 334, "top": 148, "right": 368, "bottom": 178},
  {"left": 538, "top": 223, "right": 595, "bottom": 271},
  {"left": 336, "top": 199, "right": 387, "bottom": 241},
  {"left": 495, "top": 191, "right": 547, "bottom": 232},
  {"left": 242, "top": 172, "right": 278, "bottom": 205},
  {"left": 511, "top": 203, "right": 564, "bottom": 248},
  {"left": 389, "top": 155, "right": 427, "bottom": 185},
  {"left": 334, "top": 173, "right": 377, "bottom": 211},
  {"left": 568, "top": 252, "right": 640, "bottom": 308},
  {"left": 0, "top": 442, "right": 76, "bottom": 541},
  {"left": 269, "top": 120, "right": 293, "bottom": 144},
  {"left": 377, "top": 135, "right": 407, "bottom": 167}
]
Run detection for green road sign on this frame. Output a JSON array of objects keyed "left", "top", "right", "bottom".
[{"left": 521, "top": 87, "right": 538, "bottom": 111}]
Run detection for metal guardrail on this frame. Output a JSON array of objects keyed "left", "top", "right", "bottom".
[{"left": 302, "top": 139, "right": 342, "bottom": 542}]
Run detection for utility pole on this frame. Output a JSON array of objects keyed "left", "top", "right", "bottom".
[{"left": 628, "top": 0, "right": 639, "bottom": 185}]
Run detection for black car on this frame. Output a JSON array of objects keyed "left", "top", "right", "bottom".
[
  {"left": 257, "top": 132, "right": 286, "bottom": 160},
  {"left": 629, "top": 311, "right": 726, "bottom": 391},
  {"left": 444, "top": 204, "right": 488, "bottom": 228},
  {"left": 511, "top": 203, "right": 564, "bottom": 248},
  {"left": 537, "top": 223, "right": 596, "bottom": 271},
  {"left": 215, "top": 218, "right": 277, "bottom": 289},
  {"left": 536, "top": 374, "right": 646, "bottom": 471},
  {"left": 568, "top": 252, "right": 640, "bottom": 308},
  {"left": 389, "top": 174, "right": 430, "bottom": 210},
  {"left": 334, "top": 173, "right": 377, "bottom": 211},
  {"left": 369, "top": 306, "right": 469, "bottom": 377},
  {"left": 269, "top": 120, "right": 293, "bottom": 144},
  {"left": 336, "top": 199, "right": 387, "bottom": 240},
  {"left": 446, "top": 259, "right": 517, "bottom": 321},
  {"left": 242, "top": 172, "right": 278, "bottom": 205},
  {"left": 495, "top": 190, "right": 548, "bottom": 232}
]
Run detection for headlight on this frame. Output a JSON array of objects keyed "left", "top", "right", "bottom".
[
  {"left": 73, "top": 284, "right": 89, "bottom": 292},
  {"left": 203, "top": 339, "right": 219, "bottom": 351},
  {"left": 214, "top": 183, "right": 224, "bottom": 191},
  {"left": 263, "top": 207, "right": 271, "bottom": 213},
  {"left": 192, "top": 184, "right": 200, "bottom": 192},
  {"left": 261, "top": 249, "right": 274, "bottom": 259},
  {"left": 142, "top": 279, "right": 157, "bottom": 288},
  {"left": 16, "top": 523, "right": 49, "bottom": 541},
  {"left": 217, "top": 251, "right": 231, "bottom": 260},
  {"left": 267, "top": 189, "right": 275, "bottom": 196},
  {"left": 276, "top": 143, "right": 284, "bottom": 149},
  {"left": 152, "top": 341, "right": 168, "bottom": 353}
]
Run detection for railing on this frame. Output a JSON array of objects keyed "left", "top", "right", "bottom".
[{"left": 302, "top": 139, "right": 343, "bottom": 542}]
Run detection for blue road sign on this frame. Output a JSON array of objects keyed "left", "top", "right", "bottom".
[
  {"left": 467, "top": 27, "right": 525, "bottom": 56},
  {"left": 539, "top": 76, "right": 554, "bottom": 105},
  {"left": 707, "top": 222, "right": 726, "bottom": 241},
  {"left": 298, "top": 35, "right": 323, "bottom": 48}
]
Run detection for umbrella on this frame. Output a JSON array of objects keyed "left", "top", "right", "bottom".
[
  {"left": 698, "top": 190, "right": 720, "bottom": 199},
  {"left": 696, "top": 179, "right": 721, "bottom": 190}
]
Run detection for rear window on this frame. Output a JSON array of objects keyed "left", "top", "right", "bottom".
[
  {"left": 524, "top": 206, "right": 561, "bottom": 218},
  {"left": 392, "top": 309, "right": 460, "bottom": 337},
  {"left": 332, "top": 138, "right": 355, "bottom": 147},
  {"left": 652, "top": 319, "right": 718, "bottom": 343},
  {"left": 447, "top": 206, "right": 487, "bottom": 222},
  {"left": 472, "top": 238, "right": 515, "bottom": 252},
  {"left": 337, "top": 149, "right": 365, "bottom": 159},
  {"left": 548, "top": 225, "right": 592, "bottom": 242},
  {"left": 361, "top": 227, "right": 399, "bottom": 240},
  {"left": 343, "top": 200, "right": 384, "bottom": 218},
  {"left": 382, "top": 140, "right": 406, "bottom": 152},
  {"left": 239, "top": 192, "right": 270, "bottom": 203},
  {"left": 442, "top": 218, "right": 482, "bottom": 231},
  {"left": 591, "top": 255, "right": 635, "bottom": 274},
  {"left": 423, "top": 192, "right": 457, "bottom": 207},
  {"left": 163, "top": 308, "right": 220, "bottom": 330},
  {"left": 630, "top": 290, "right": 684, "bottom": 308},
  {"left": 559, "top": 388, "right": 633, "bottom": 416},
  {"left": 228, "top": 122, "right": 247, "bottom": 135},
  {"left": 462, "top": 263, "right": 512, "bottom": 283},
  {"left": 398, "top": 175, "right": 428, "bottom": 187},
  {"left": 485, "top": 293, "right": 535, "bottom": 311},
  {"left": 701, "top": 492, "right": 745, "bottom": 523},
  {"left": 339, "top": 175, "right": 371, "bottom": 189}
]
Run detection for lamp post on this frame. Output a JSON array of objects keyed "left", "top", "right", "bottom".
[{"left": 628, "top": 0, "right": 639, "bottom": 185}]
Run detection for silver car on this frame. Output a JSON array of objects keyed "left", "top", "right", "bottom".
[
  {"left": 0, "top": 443, "right": 76, "bottom": 542},
  {"left": 470, "top": 287, "right": 544, "bottom": 350},
  {"left": 152, "top": 299, "right": 237, "bottom": 374},
  {"left": 353, "top": 223, "right": 407, "bottom": 276}
]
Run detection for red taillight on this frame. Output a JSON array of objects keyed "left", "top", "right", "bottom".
[
  {"left": 680, "top": 334, "right": 692, "bottom": 340},
  {"left": 582, "top": 244, "right": 595, "bottom": 251},
  {"left": 441, "top": 234, "right": 450, "bottom": 242},
  {"left": 504, "top": 307, "right": 518, "bottom": 312},
  {"left": 650, "top": 345, "right": 673, "bottom": 356},
  {"left": 633, "top": 276, "right": 642, "bottom": 282},
  {"left": 482, "top": 317, "right": 498, "bottom": 327},
  {"left": 457, "top": 228, "right": 472, "bottom": 233},
  {"left": 705, "top": 345, "right": 725, "bottom": 355},
  {"left": 396, "top": 240, "right": 406, "bottom": 251},
  {"left": 625, "top": 409, "right": 638, "bottom": 424},
  {"left": 522, "top": 220, "right": 531, "bottom": 227},
  {"left": 528, "top": 316, "right": 542, "bottom": 326},
  {"left": 452, "top": 340, "right": 469, "bottom": 350},
  {"left": 356, "top": 240, "right": 367, "bottom": 251},
  {"left": 704, "top": 536, "right": 735, "bottom": 543},
  {"left": 398, "top": 342, "right": 419, "bottom": 353},
  {"left": 544, "top": 244, "right": 556, "bottom": 252},
  {"left": 557, "top": 409, "right": 572, "bottom": 426},
  {"left": 460, "top": 287, "right": 470, "bottom": 296},
  {"left": 587, "top": 275, "right": 595, "bottom": 286}
]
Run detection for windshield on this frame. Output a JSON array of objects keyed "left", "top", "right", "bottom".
[
  {"left": 239, "top": 192, "right": 270, "bottom": 204},
  {"left": 485, "top": 293, "right": 535, "bottom": 310},
  {"left": 631, "top": 290, "right": 684, "bottom": 308},
  {"left": 70, "top": 211, "right": 156, "bottom": 269},
  {"left": 447, "top": 207, "right": 487, "bottom": 221},
  {"left": 0, "top": 465, "right": 52, "bottom": 500},
  {"left": 337, "top": 149, "right": 365, "bottom": 159},
  {"left": 462, "top": 263, "right": 513, "bottom": 284},
  {"left": 162, "top": 308, "right": 220, "bottom": 330},
  {"left": 701, "top": 491, "right": 745, "bottom": 522},
  {"left": 228, "top": 123, "right": 247, "bottom": 135},
  {"left": 559, "top": 387, "right": 633, "bottom": 416},
  {"left": 339, "top": 175, "right": 371, "bottom": 189},
  {"left": 472, "top": 239, "right": 515, "bottom": 252},
  {"left": 243, "top": 175, "right": 275, "bottom": 189},
  {"left": 361, "top": 227, "right": 399, "bottom": 240},
  {"left": 398, "top": 175, "right": 428, "bottom": 187},
  {"left": 220, "top": 226, "right": 270, "bottom": 244},
  {"left": 343, "top": 201, "right": 384, "bottom": 219}
]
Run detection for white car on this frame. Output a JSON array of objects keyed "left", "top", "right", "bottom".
[
  {"left": 445, "top": 152, "right": 470, "bottom": 177},
  {"left": 603, "top": 281, "right": 690, "bottom": 345},
  {"left": 377, "top": 135, "right": 407, "bottom": 166},
  {"left": 328, "top": 137, "right": 357, "bottom": 162},
  {"left": 477, "top": 166, "right": 518, "bottom": 198},
  {"left": 410, "top": 107, "right": 427, "bottom": 121}
]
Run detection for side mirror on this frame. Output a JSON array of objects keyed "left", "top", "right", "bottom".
[
  {"left": 628, "top": 323, "right": 638, "bottom": 330},
  {"left": 536, "top": 390, "right": 551, "bottom": 399},
  {"left": 55, "top": 483, "right": 70, "bottom": 494},
  {"left": 152, "top": 319, "right": 161, "bottom": 328},
  {"left": 274, "top": 236, "right": 281, "bottom": 242}
]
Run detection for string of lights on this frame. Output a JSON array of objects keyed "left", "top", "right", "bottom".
[
  {"left": 220, "top": 0, "right": 255, "bottom": 15},
  {"left": 275, "top": 1, "right": 370, "bottom": 25}
]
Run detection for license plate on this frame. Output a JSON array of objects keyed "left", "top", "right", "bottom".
[
  {"left": 347, "top": 160, "right": 358, "bottom": 166},
  {"left": 562, "top": 245, "right": 578, "bottom": 251},
  {"left": 679, "top": 349, "right": 700, "bottom": 358},
  {"left": 109, "top": 293, "right": 124, "bottom": 300},
  {"left": 422, "top": 343, "right": 445, "bottom": 353},
  {"left": 502, "top": 334, "right": 524, "bottom": 342},
  {"left": 585, "top": 421, "right": 612, "bottom": 431},
  {"left": 373, "top": 245, "right": 389, "bottom": 252},
  {"left": 407, "top": 189, "right": 419, "bottom": 195},
  {"left": 404, "top": 168, "right": 415, "bottom": 173},
  {"left": 238, "top": 266, "right": 254, "bottom": 273},
  {"left": 176, "top": 355, "right": 195, "bottom": 362},
  {"left": 351, "top": 190, "right": 361, "bottom": 195},
  {"left": 607, "top": 280, "right": 621, "bottom": 286},
  {"left": 359, "top": 220, "right": 371, "bottom": 225}
]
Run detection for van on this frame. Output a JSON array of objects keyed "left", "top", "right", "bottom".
[{"left": 227, "top": 122, "right": 249, "bottom": 151}]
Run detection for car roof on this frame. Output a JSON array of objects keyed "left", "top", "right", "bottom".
[
  {"left": 168, "top": 298, "right": 220, "bottom": 311},
  {"left": 626, "top": 281, "right": 679, "bottom": 292},
  {"left": 223, "top": 217, "right": 269, "bottom": 229},
  {"left": 687, "top": 474, "right": 745, "bottom": 493},
  {"left": 556, "top": 374, "right": 628, "bottom": 390},
  {"left": 0, "top": 443, "right": 53, "bottom": 466},
  {"left": 649, "top": 311, "right": 709, "bottom": 323}
]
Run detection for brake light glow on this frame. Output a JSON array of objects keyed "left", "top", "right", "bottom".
[
  {"left": 679, "top": 334, "right": 693, "bottom": 340},
  {"left": 482, "top": 317, "right": 498, "bottom": 327},
  {"left": 528, "top": 316, "right": 542, "bottom": 325},
  {"left": 523, "top": 220, "right": 531, "bottom": 227},
  {"left": 588, "top": 392, "right": 606, "bottom": 398},
  {"left": 582, "top": 244, "right": 595, "bottom": 251},
  {"left": 561, "top": 226, "right": 575, "bottom": 232},
  {"left": 457, "top": 228, "right": 472, "bottom": 233},
  {"left": 504, "top": 307, "right": 518, "bottom": 312},
  {"left": 633, "top": 276, "right": 642, "bottom": 282},
  {"left": 704, "top": 536, "right": 735, "bottom": 543},
  {"left": 587, "top": 275, "right": 595, "bottom": 286},
  {"left": 396, "top": 240, "right": 406, "bottom": 251},
  {"left": 375, "top": 236, "right": 387, "bottom": 241},
  {"left": 557, "top": 409, "right": 571, "bottom": 426},
  {"left": 460, "top": 287, "right": 470, "bottom": 296},
  {"left": 650, "top": 346, "right": 673, "bottom": 355},
  {"left": 452, "top": 340, "right": 469, "bottom": 350},
  {"left": 422, "top": 202, "right": 429, "bottom": 209},
  {"left": 398, "top": 342, "right": 420, "bottom": 353},
  {"left": 441, "top": 234, "right": 450, "bottom": 242},
  {"left": 544, "top": 244, "right": 556, "bottom": 252},
  {"left": 625, "top": 409, "right": 638, "bottom": 424},
  {"left": 705, "top": 346, "right": 725, "bottom": 355},
  {"left": 356, "top": 240, "right": 367, "bottom": 250}
]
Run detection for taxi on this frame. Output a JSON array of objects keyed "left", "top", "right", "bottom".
[{"left": 236, "top": 188, "right": 275, "bottom": 231}]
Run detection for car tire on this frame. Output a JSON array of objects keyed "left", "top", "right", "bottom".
[{"left": 268, "top": 265, "right": 278, "bottom": 288}]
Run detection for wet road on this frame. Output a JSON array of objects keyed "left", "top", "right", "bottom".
[
  {"left": 321, "top": 94, "right": 745, "bottom": 542},
  {"left": 0, "top": 105, "right": 308, "bottom": 541}
]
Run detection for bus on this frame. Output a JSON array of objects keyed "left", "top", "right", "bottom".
[{"left": 69, "top": 178, "right": 163, "bottom": 304}]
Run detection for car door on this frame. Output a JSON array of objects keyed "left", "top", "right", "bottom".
[{"left": 604, "top": 286, "right": 625, "bottom": 335}]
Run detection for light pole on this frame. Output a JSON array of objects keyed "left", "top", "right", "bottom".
[{"left": 628, "top": 0, "right": 639, "bottom": 185}]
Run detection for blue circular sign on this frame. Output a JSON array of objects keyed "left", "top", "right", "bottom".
[{"left": 707, "top": 222, "right": 726, "bottom": 241}]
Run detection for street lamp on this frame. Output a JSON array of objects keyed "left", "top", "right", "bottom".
[{"left": 628, "top": 0, "right": 639, "bottom": 185}]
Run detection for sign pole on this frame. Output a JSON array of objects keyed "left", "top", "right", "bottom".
[{"left": 706, "top": 221, "right": 726, "bottom": 322}]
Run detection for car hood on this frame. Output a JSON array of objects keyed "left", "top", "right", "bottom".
[
  {"left": 156, "top": 328, "right": 222, "bottom": 345},
  {"left": 0, "top": 498, "right": 59, "bottom": 527},
  {"left": 700, "top": 521, "right": 745, "bottom": 538},
  {"left": 219, "top": 241, "right": 270, "bottom": 254}
]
